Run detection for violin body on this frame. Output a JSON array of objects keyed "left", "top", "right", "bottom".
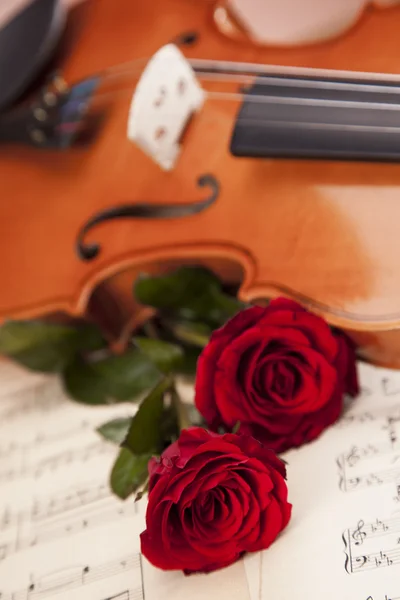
[{"left": 3, "top": 0, "right": 400, "bottom": 366}]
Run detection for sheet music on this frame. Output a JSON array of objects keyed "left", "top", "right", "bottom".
[
  {"left": 244, "top": 361, "right": 400, "bottom": 600},
  {"left": 0, "top": 359, "right": 250, "bottom": 600}
]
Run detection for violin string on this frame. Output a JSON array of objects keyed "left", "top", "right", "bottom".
[
  {"left": 190, "top": 72, "right": 400, "bottom": 95},
  {"left": 94, "top": 67, "right": 400, "bottom": 97},
  {"left": 81, "top": 51, "right": 400, "bottom": 106},
  {"left": 79, "top": 56, "right": 400, "bottom": 115},
  {"left": 96, "top": 53, "right": 400, "bottom": 86},
  {"left": 88, "top": 79, "right": 400, "bottom": 115},
  {"left": 85, "top": 81, "right": 400, "bottom": 133}
]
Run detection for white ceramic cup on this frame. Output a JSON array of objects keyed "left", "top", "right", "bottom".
[{"left": 226, "top": 0, "right": 400, "bottom": 45}]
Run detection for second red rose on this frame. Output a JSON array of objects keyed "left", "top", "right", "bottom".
[{"left": 194, "top": 298, "right": 359, "bottom": 453}]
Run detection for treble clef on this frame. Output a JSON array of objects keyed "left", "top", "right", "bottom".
[
  {"left": 346, "top": 446, "right": 361, "bottom": 467},
  {"left": 352, "top": 520, "right": 367, "bottom": 546}
]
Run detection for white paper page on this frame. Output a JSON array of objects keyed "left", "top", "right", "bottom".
[
  {"left": 244, "top": 361, "right": 400, "bottom": 600},
  {"left": 0, "top": 360, "right": 250, "bottom": 600}
]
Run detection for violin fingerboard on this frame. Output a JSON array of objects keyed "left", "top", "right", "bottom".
[{"left": 230, "top": 76, "right": 400, "bottom": 163}]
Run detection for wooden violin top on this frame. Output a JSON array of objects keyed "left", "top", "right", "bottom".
[{"left": 2, "top": 0, "right": 400, "bottom": 336}]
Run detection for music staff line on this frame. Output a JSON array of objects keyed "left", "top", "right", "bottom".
[
  {"left": 0, "top": 422, "right": 94, "bottom": 460},
  {"left": 344, "top": 523, "right": 400, "bottom": 574},
  {"left": 351, "top": 547, "right": 399, "bottom": 572},
  {"left": 0, "top": 496, "right": 140, "bottom": 561},
  {"left": 339, "top": 467, "right": 400, "bottom": 492},
  {"left": 366, "top": 594, "right": 400, "bottom": 600},
  {"left": 346, "top": 516, "right": 400, "bottom": 545},
  {"left": 0, "top": 409, "right": 134, "bottom": 460},
  {"left": 0, "top": 552, "right": 143, "bottom": 600},
  {"left": 0, "top": 382, "right": 66, "bottom": 422},
  {"left": 337, "top": 391, "right": 400, "bottom": 427},
  {"left": 0, "top": 482, "right": 112, "bottom": 532},
  {"left": 338, "top": 443, "right": 400, "bottom": 470},
  {"left": 100, "top": 590, "right": 143, "bottom": 600},
  {"left": 0, "top": 442, "right": 115, "bottom": 484}
]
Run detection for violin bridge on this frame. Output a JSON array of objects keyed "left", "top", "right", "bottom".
[{"left": 127, "top": 44, "right": 205, "bottom": 171}]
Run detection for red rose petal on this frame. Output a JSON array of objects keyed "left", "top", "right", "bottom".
[
  {"left": 140, "top": 428, "right": 292, "bottom": 574},
  {"left": 247, "top": 495, "right": 284, "bottom": 552},
  {"left": 260, "top": 304, "right": 338, "bottom": 361}
]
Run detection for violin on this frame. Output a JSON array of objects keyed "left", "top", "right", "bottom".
[{"left": 3, "top": 0, "right": 400, "bottom": 368}]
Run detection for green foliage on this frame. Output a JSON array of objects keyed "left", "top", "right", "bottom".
[
  {"left": 170, "top": 386, "right": 191, "bottom": 431},
  {"left": 135, "top": 266, "right": 243, "bottom": 327},
  {"left": 133, "top": 337, "right": 183, "bottom": 373},
  {"left": 122, "top": 377, "right": 172, "bottom": 454},
  {"left": 0, "top": 265, "right": 247, "bottom": 501},
  {"left": 107, "top": 377, "right": 184, "bottom": 500},
  {"left": 175, "top": 346, "right": 202, "bottom": 377},
  {"left": 110, "top": 448, "right": 152, "bottom": 500},
  {"left": 62, "top": 348, "right": 162, "bottom": 405},
  {"left": 0, "top": 320, "right": 105, "bottom": 373},
  {"left": 97, "top": 418, "right": 132, "bottom": 445},
  {"left": 163, "top": 320, "right": 212, "bottom": 348}
]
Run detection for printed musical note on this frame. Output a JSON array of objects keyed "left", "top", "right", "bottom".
[
  {"left": 371, "top": 519, "right": 390, "bottom": 534},
  {"left": 0, "top": 487, "right": 142, "bottom": 561},
  {"left": 0, "top": 365, "right": 152, "bottom": 600},
  {"left": 365, "top": 594, "right": 400, "bottom": 600},
  {"left": 336, "top": 411, "right": 375, "bottom": 427},
  {"left": 344, "top": 511, "right": 400, "bottom": 574},
  {"left": 341, "top": 477, "right": 362, "bottom": 492},
  {"left": 103, "top": 591, "right": 142, "bottom": 600},
  {"left": 0, "top": 544, "right": 7, "bottom": 561},
  {"left": 0, "top": 442, "right": 115, "bottom": 483},
  {"left": 382, "top": 379, "right": 400, "bottom": 397},
  {"left": 337, "top": 437, "right": 400, "bottom": 492},
  {"left": 0, "top": 553, "right": 143, "bottom": 600},
  {"left": 30, "top": 482, "right": 112, "bottom": 522},
  {"left": 352, "top": 520, "right": 367, "bottom": 545},
  {"left": 0, "top": 381, "right": 65, "bottom": 422},
  {"left": 0, "top": 422, "right": 90, "bottom": 459},
  {"left": 345, "top": 446, "right": 362, "bottom": 467},
  {"left": 0, "top": 482, "right": 113, "bottom": 547}
]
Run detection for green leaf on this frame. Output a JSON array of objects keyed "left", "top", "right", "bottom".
[
  {"left": 160, "top": 405, "right": 180, "bottom": 446},
  {"left": 0, "top": 320, "right": 106, "bottom": 373},
  {"left": 134, "top": 266, "right": 243, "bottom": 327},
  {"left": 171, "top": 386, "right": 191, "bottom": 431},
  {"left": 163, "top": 319, "right": 211, "bottom": 348},
  {"left": 133, "top": 337, "right": 183, "bottom": 373},
  {"left": 97, "top": 418, "right": 132, "bottom": 444},
  {"left": 62, "top": 348, "right": 162, "bottom": 405},
  {"left": 123, "top": 377, "right": 172, "bottom": 454},
  {"left": 110, "top": 448, "right": 153, "bottom": 500},
  {"left": 63, "top": 358, "right": 108, "bottom": 405},
  {"left": 93, "top": 349, "right": 161, "bottom": 401},
  {"left": 175, "top": 346, "right": 202, "bottom": 377}
]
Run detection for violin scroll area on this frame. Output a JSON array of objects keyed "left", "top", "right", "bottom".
[
  {"left": 127, "top": 44, "right": 205, "bottom": 171},
  {"left": 0, "top": 72, "right": 101, "bottom": 149}
]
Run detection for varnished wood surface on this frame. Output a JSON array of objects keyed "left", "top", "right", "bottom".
[{"left": 3, "top": 0, "right": 400, "bottom": 364}]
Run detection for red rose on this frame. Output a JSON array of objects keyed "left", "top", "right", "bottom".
[
  {"left": 140, "top": 427, "right": 291, "bottom": 574},
  {"left": 195, "top": 298, "right": 359, "bottom": 453}
]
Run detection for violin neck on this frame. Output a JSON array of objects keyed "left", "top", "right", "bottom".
[{"left": 230, "top": 74, "right": 400, "bottom": 163}]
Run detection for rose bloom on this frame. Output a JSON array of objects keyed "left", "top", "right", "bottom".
[
  {"left": 140, "top": 427, "right": 291, "bottom": 574},
  {"left": 195, "top": 298, "right": 359, "bottom": 453}
]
